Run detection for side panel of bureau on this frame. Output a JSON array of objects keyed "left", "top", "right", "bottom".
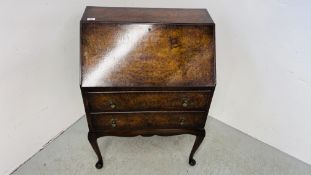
[
  {"left": 90, "top": 112, "right": 207, "bottom": 131},
  {"left": 86, "top": 91, "right": 212, "bottom": 112}
]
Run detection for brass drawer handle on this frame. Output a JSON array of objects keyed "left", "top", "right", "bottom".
[
  {"left": 109, "top": 101, "right": 116, "bottom": 109},
  {"left": 179, "top": 117, "right": 185, "bottom": 126},
  {"left": 111, "top": 118, "right": 117, "bottom": 128},
  {"left": 110, "top": 103, "right": 116, "bottom": 109},
  {"left": 182, "top": 98, "right": 189, "bottom": 107}
]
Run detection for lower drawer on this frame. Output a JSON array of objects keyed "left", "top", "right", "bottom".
[{"left": 90, "top": 112, "right": 207, "bottom": 130}]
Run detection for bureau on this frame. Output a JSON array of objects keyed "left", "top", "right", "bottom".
[{"left": 80, "top": 6, "right": 216, "bottom": 169}]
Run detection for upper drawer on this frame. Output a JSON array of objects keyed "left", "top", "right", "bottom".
[{"left": 86, "top": 91, "right": 212, "bottom": 112}]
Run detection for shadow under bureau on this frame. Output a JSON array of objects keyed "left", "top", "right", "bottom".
[{"left": 80, "top": 6, "right": 216, "bottom": 169}]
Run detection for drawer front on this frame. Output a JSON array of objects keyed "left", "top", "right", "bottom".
[
  {"left": 86, "top": 91, "right": 212, "bottom": 112},
  {"left": 90, "top": 112, "right": 206, "bottom": 130}
]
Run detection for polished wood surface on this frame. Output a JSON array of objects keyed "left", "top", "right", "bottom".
[
  {"left": 86, "top": 91, "right": 212, "bottom": 112},
  {"left": 81, "top": 23, "right": 215, "bottom": 87},
  {"left": 90, "top": 112, "right": 206, "bottom": 130},
  {"left": 80, "top": 7, "right": 216, "bottom": 169},
  {"left": 81, "top": 6, "right": 214, "bottom": 24}
]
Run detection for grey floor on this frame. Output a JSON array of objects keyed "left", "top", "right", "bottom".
[{"left": 12, "top": 116, "right": 311, "bottom": 175}]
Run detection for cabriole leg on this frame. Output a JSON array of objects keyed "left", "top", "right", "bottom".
[
  {"left": 88, "top": 132, "right": 103, "bottom": 169},
  {"left": 189, "top": 130, "right": 206, "bottom": 166}
]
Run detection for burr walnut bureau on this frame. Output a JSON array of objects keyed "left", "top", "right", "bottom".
[{"left": 80, "top": 6, "right": 216, "bottom": 169}]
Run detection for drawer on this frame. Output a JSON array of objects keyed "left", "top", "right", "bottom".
[
  {"left": 86, "top": 91, "right": 212, "bottom": 112},
  {"left": 90, "top": 112, "right": 207, "bottom": 130}
]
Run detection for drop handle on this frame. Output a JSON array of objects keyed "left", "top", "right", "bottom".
[
  {"left": 109, "top": 101, "right": 116, "bottom": 109},
  {"left": 179, "top": 117, "right": 185, "bottom": 126},
  {"left": 182, "top": 98, "right": 189, "bottom": 107},
  {"left": 111, "top": 118, "right": 117, "bottom": 128},
  {"left": 110, "top": 104, "right": 116, "bottom": 109}
]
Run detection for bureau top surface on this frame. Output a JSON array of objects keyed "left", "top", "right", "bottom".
[
  {"left": 80, "top": 7, "right": 216, "bottom": 88},
  {"left": 81, "top": 6, "right": 214, "bottom": 24}
]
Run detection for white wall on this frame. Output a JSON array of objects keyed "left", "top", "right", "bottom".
[
  {"left": 208, "top": 0, "right": 311, "bottom": 165},
  {"left": 0, "top": 1, "right": 86, "bottom": 174},
  {"left": 0, "top": 0, "right": 310, "bottom": 174}
]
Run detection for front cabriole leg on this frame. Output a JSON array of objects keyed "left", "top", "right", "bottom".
[
  {"left": 88, "top": 132, "right": 103, "bottom": 169},
  {"left": 189, "top": 130, "right": 206, "bottom": 166}
]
